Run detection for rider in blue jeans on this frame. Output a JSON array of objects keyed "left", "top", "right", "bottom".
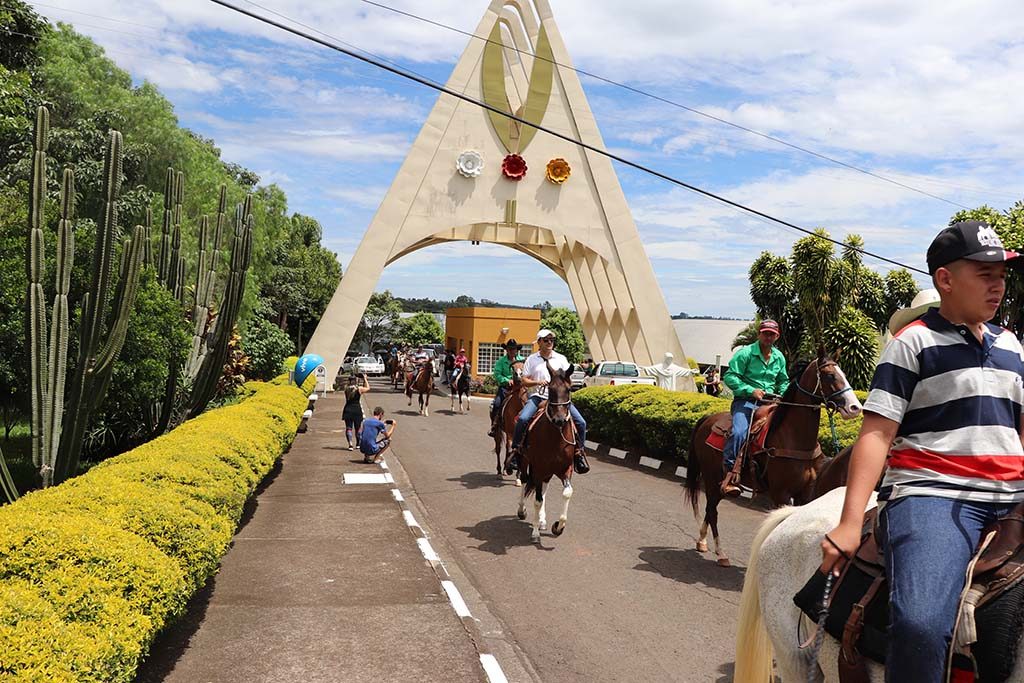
[
  {"left": 508, "top": 329, "right": 589, "bottom": 475},
  {"left": 720, "top": 319, "right": 789, "bottom": 497}
]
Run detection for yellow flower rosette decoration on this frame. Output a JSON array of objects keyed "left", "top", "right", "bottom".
[{"left": 545, "top": 157, "right": 571, "bottom": 184}]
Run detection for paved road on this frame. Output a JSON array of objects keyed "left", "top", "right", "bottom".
[{"left": 370, "top": 379, "right": 771, "bottom": 682}]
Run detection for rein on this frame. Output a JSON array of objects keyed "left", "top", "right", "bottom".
[
  {"left": 761, "top": 360, "right": 849, "bottom": 460},
  {"left": 543, "top": 392, "right": 577, "bottom": 447}
]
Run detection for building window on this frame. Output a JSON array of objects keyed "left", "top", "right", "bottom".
[{"left": 476, "top": 343, "right": 503, "bottom": 374}]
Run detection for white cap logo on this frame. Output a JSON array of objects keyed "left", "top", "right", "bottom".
[{"left": 977, "top": 225, "right": 1003, "bottom": 248}]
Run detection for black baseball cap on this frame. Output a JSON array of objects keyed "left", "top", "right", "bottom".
[
  {"left": 504, "top": 338, "right": 519, "bottom": 348},
  {"left": 927, "top": 220, "right": 1022, "bottom": 275}
]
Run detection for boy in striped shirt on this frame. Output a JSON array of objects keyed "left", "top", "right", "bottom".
[{"left": 820, "top": 220, "right": 1024, "bottom": 681}]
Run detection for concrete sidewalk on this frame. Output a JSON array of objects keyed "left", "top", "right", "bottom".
[{"left": 136, "top": 391, "right": 491, "bottom": 683}]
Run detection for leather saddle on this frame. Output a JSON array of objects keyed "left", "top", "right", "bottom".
[
  {"left": 707, "top": 404, "right": 777, "bottom": 489},
  {"left": 795, "top": 504, "right": 1024, "bottom": 682}
]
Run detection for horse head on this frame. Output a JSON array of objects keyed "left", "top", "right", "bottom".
[
  {"left": 799, "top": 348, "right": 862, "bottom": 419},
  {"left": 544, "top": 361, "right": 575, "bottom": 426}
]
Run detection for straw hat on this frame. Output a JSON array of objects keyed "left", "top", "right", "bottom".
[{"left": 887, "top": 288, "right": 940, "bottom": 335}]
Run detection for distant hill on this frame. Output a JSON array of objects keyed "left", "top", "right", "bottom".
[
  {"left": 396, "top": 295, "right": 539, "bottom": 313},
  {"left": 672, "top": 312, "right": 749, "bottom": 321}
]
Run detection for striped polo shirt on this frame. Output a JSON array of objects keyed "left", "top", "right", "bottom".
[{"left": 865, "top": 308, "right": 1024, "bottom": 503}]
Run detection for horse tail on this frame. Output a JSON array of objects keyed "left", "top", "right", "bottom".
[
  {"left": 733, "top": 505, "right": 798, "bottom": 683},
  {"left": 684, "top": 415, "right": 708, "bottom": 517},
  {"left": 521, "top": 465, "right": 534, "bottom": 498}
]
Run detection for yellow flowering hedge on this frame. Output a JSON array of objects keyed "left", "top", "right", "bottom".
[
  {"left": 0, "top": 374, "right": 314, "bottom": 682},
  {"left": 573, "top": 385, "right": 867, "bottom": 462}
]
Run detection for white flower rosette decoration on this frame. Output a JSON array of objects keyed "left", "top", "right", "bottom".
[{"left": 456, "top": 150, "right": 484, "bottom": 178}]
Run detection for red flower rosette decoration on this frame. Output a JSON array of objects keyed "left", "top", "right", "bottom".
[{"left": 501, "top": 153, "right": 527, "bottom": 180}]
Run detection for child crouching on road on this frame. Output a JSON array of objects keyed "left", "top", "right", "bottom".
[{"left": 360, "top": 406, "right": 396, "bottom": 464}]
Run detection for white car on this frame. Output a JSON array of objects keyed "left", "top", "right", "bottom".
[
  {"left": 587, "top": 361, "right": 657, "bottom": 387},
  {"left": 350, "top": 355, "right": 385, "bottom": 376}
]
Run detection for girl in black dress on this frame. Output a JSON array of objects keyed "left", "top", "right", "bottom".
[{"left": 343, "top": 374, "right": 371, "bottom": 450}]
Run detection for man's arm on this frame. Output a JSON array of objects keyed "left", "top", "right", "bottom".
[
  {"left": 384, "top": 421, "right": 396, "bottom": 438},
  {"left": 722, "top": 347, "right": 755, "bottom": 398},
  {"left": 819, "top": 412, "right": 897, "bottom": 575},
  {"left": 774, "top": 357, "right": 790, "bottom": 395}
]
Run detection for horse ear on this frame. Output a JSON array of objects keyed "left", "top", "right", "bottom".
[
  {"left": 816, "top": 343, "right": 826, "bottom": 362},
  {"left": 832, "top": 347, "right": 843, "bottom": 362}
]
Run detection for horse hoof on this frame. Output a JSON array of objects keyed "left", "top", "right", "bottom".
[
  {"left": 517, "top": 508, "right": 526, "bottom": 520},
  {"left": 552, "top": 521, "right": 564, "bottom": 536},
  {"left": 514, "top": 479, "right": 522, "bottom": 488},
  {"left": 696, "top": 541, "right": 709, "bottom": 553},
  {"left": 716, "top": 557, "right": 731, "bottom": 568},
  {"left": 539, "top": 521, "right": 547, "bottom": 531}
]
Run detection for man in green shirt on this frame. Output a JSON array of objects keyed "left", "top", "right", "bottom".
[
  {"left": 720, "top": 319, "right": 790, "bottom": 496},
  {"left": 487, "top": 339, "right": 524, "bottom": 437}
]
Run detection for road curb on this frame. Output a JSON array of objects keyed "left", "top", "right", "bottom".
[{"left": 584, "top": 440, "right": 754, "bottom": 498}]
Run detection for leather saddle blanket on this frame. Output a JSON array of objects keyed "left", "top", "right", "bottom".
[
  {"left": 794, "top": 505, "right": 1024, "bottom": 682},
  {"left": 704, "top": 404, "right": 775, "bottom": 454}
]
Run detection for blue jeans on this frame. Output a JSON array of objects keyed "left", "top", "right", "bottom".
[
  {"left": 879, "top": 495, "right": 1019, "bottom": 682},
  {"left": 723, "top": 398, "right": 755, "bottom": 469},
  {"left": 490, "top": 385, "right": 508, "bottom": 413},
  {"left": 512, "top": 395, "right": 586, "bottom": 450}
]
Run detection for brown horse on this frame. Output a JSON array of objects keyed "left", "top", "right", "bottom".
[
  {"left": 392, "top": 356, "right": 408, "bottom": 391},
  {"left": 406, "top": 361, "right": 434, "bottom": 416},
  {"left": 684, "top": 350, "right": 862, "bottom": 567},
  {"left": 515, "top": 362, "right": 576, "bottom": 542},
  {"left": 493, "top": 362, "right": 526, "bottom": 481}
]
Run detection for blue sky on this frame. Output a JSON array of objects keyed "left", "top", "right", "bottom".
[{"left": 31, "top": 0, "right": 1024, "bottom": 317}]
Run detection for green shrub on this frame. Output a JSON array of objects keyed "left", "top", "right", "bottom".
[
  {"left": 0, "top": 375, "right": 308, "bottom": 681},
  {"left": 574, "top": 385, "right": 867, "bottom": 461},
  {"left": 241, "top": 301, "right": 295, "bottom": 381}
]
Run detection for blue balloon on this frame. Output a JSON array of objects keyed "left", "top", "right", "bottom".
[{"left": 294, "top": 353, "right": 324, "bottom": 387}]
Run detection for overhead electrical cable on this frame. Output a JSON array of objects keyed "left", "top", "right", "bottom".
[
  {"left": 207, "top": 0, "right": 928, "bottom": 275},
  {"left": 357, "top": 0, "right": 973, "bottom": 211}
]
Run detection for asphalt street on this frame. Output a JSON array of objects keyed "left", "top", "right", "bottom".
[{"left": 372, "top": 378, "right": 771, "bottom": 682}]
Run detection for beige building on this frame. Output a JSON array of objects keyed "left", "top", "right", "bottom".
[{"left": 306, "top": 0, "right": 694, "bottom": 390}]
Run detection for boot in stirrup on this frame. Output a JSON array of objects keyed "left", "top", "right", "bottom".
[{"left": 573, "top": 448, "right": 590, "bottom": 474}]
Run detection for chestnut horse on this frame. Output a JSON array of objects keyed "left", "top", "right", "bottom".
[
  {"left": 391, "top": 356, "right": 408, "bottom": 390},
  {"left": 493, "top": 362, "right": 526, "bottom": 481},
  {"left": 515, "top": 362, "right": 576, "bottom": 542},
  {"left": 406, "top": 361, "right": 434, "bottom": 416},
  {"left": 684, "top": 350, "right": 863, "bottom": 567},
  {"left": 450, "top": 363, "right": 472, "bottom": 413}
]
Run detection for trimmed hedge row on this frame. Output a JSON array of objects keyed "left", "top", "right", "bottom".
[
  {"left": 573, "top": 385, "right": 867, "bottom": 462},
  {"left": 0, "top": 375, "right": 313, "bottom": 682}
]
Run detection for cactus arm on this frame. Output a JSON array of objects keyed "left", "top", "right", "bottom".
[
  {"left": 94, "top": 226, "right": 144, "bottom": 375},
  {"left": 143, "top": 206, "right": 153, "bottom": 267},
  {"left": 27, "top": 107, "right": 49, "bottom": 474}
]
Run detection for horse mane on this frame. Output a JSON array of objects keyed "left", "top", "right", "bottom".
[{"left": 768, "top": 359, "right": 812, "bottom": 431}]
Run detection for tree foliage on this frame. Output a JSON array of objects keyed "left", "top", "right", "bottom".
[
  {"left": 395, "top": 312, "right": 444, "bottom": 347},
  {"left": 353, "top": 290, "right": 402, "bottom": 353},
  {"left": 742, "top": 230, "right": 919, "bottom": 388},
  {"left": 241, "top": 299, "right": 294, "bottom": 382},
  {"left": 540, "top": 307, "right": 586, "bottom": 363}
]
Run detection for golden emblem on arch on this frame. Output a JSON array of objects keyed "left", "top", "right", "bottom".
[{"left": 545, "top": 158, "right": 571, "bottom": 185}]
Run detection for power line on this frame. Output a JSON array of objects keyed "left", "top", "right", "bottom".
[
  {"left": 357, "top": 0, "right": 974, "bottom": 211},
  {"left": 207, "top": 0, "right": 928, "bottom": 276}
]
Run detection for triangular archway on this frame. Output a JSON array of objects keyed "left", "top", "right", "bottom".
[{"left": 307, "top": 0, "right": 694, "bottom": 389}]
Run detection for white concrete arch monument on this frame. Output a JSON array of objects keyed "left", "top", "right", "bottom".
[{"left": 307, "top": 0, "right": 695, "bottom": 390}]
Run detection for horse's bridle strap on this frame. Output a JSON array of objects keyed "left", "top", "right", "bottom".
[{"left": 766, "top": 447, "right": 822, "bottom": 461}]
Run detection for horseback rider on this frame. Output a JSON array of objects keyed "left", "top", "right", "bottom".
[
  {"left": 720, "top": 319, "right": 789, "bottom": 497},
  {"left": 820, "top": 221, "right": 1024, "bottom": 682},
  {"left": 509, "top": 329, "right": 590, "bottom": 475},
  {"left": 487, "top": 339, "right": 524, "bottom": 437}
]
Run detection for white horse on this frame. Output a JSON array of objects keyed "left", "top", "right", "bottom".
[{"left": 733, "top": 487, "right": 1024, "bottom": 682}]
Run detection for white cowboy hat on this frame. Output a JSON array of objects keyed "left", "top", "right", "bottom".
[{"left": 887, "top": 288, "right": 940, "bottom": 335}]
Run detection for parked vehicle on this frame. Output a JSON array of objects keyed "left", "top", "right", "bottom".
[
  {"left": 570, "top": 368, "right": 587, "bottom": 391},
  {"left": 587, "top": 361, "right": 657, "bottom": 387},
  {"left": 343, "top": 355, "right": 385, "bottom": 376}
]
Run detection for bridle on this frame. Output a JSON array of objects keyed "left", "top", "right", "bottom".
[
  {"left": 543, "top": 383, "right": 577, "bottom": 447},
  {"left": 779, "top": 357, "right": 852, "bottom": 456}
]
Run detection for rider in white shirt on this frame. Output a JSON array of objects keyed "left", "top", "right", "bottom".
[{"left": 509, "top": 329, "right": 589, "bottom": 474}]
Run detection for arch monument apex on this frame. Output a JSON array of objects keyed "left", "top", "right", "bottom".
[{"left": 306, "top": 0, "right": 695, "bottom": 390}]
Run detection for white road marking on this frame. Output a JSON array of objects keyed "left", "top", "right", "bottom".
[
  {"left": 417, "top": 538, "right": 440, "bottom": 563},
  {"left": 479, "top": 654, "right": 509, "bottom": 683},
  {"left": 343, "top": 473, "right": 391, "bottom": 484},
  {"left": 403, "top": 510, "right": 419, "bottom": 528},
  {"left": 441, "top": 580, "right": 471, "bottom": 618},
  {"left": 608, "top": 449, "right": 627, "bottom": 460},
  {"left": 639, "top": 456, "right": 661, "bottom": 469},
  {"left": 675, "top": 466, "right": 687, "bottom": 478},
  {"left": 391, "top": 489, "right": 404, "bottom": 502}
]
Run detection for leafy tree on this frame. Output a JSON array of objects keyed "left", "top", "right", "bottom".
[
  {"left": 540, "top": 307, "right": 585, "bottom": 363},
  {"left": 740, "top": 231, "right": 918, "bottom": 389},
  {"left": 453, "top": 294, "right": 476, "bottom": 307},
  {"left": 241, "top": 299, "right": 294, "bottom": 381},
  {"left": 354, "top": 290, "right": 402, "bottom": 353},
  {"left": 0, "top": 185, "right": 29, "bottom": 437},
  {"left": 396, "top": 312, "right": 444, "bottom": 347}
]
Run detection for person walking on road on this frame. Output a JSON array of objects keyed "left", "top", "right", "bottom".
[
  {"left": 343, "top": 374, "right": 371, "bottom": 450},
  {"left": 819, "top": 221, "right": 1024, "bottom": 682},
  {"left": 360, "top": 406, "right": 396, "bottom": 464},
  {"left": 720, "top": 319, "right": 789, "bottom": 497},
  {"left": 487, "top": 339, "right": 524, "bottom": 437},
  {"left": 510, "top": 329, "right": 589, "bottom": 475}
]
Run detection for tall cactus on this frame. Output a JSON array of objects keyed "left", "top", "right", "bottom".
[
  {"left": 167, "top": 171, "right": 185, "bottom": 303},
  {"left": 157, "top": 167, "right": 173, "bottom": 284},
  {"left": 188, "top": 195, "right": 253, "bottom": 418},
  {"left": 55, "top": 126, "right": 145, "bottom": 484},
  {"left": 0, "top": 445, "right": 18, "bottom": 503},
  {"left": 185, "top": 185, "right": 227, "bottom": 378}
]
